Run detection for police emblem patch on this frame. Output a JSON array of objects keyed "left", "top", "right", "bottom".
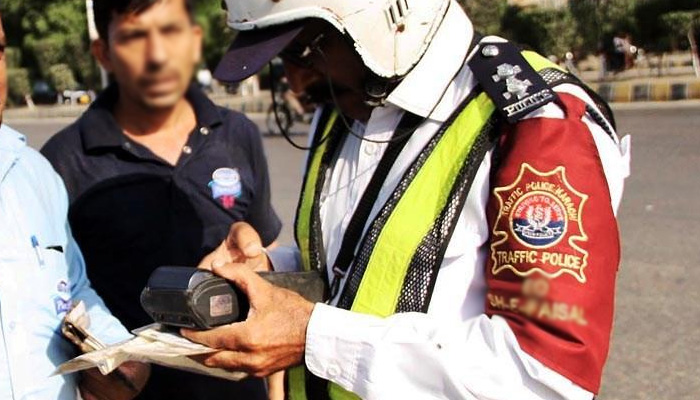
[
  {"left": 491, "top": 163, "right": 589, "bottom": 283},
  {"left": 209, "top": 168, "right": 242, "bottom": 210},
  {"left": 512, "top": 192, "right": 566, "bottom": 248}
]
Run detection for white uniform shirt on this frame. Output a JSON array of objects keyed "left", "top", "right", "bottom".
[{"left": 272, "top": 2, "right": 631, "bottom": 399}]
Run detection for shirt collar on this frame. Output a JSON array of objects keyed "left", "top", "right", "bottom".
[
  {"left": 188, "top": 84, "right": 224, "bottom": 128},
  {"left": 0, "top": 124, "right": 27, "bottom": 152},
  {"left": 385, "top": 2, "right": 474, "bottom": 122},
  {"left": 80, "top": 83, "right": 224, "bottom": 151},
  {"left": 0, "top": 124, "right": 27, "bottom": 184}
]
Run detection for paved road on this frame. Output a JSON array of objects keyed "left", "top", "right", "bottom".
[
  {"left": 598, "top": 104, "right": 700, "bottom": 400},
  {"left": 6, "top": 103, "right": 700, "bottom": 399}
]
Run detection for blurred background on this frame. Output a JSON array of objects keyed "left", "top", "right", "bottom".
[
  {"left": 2, "top": 1, "right": 699, "bottom": 399},
  {"left": 1, "top": 0, "right": 699, "bottom": 108}
]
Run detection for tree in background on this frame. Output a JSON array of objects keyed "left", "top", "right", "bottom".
[
  {"left": 5, "top": 48, "right": 31, "bottom": 106},
  {"left": 194, "top": 1, "right": 236, "bottom": 72},
  {"left": 460, "top": 0, "right": 628, "bottom": 59},
  {"left": 48, "top": 64, "right": 80, "bottom": 93},
  {"left": 1, "top": 0, "right": 698, "bottom": 96},
  {"left": 661, "top": 10, "right": 700, "bottom": 76},
  {"left": 459, "top": 0, "right": 508, "bottom": 36},
  {"left": 636, "top": 0, "right": 700, "bottom": 51},
  {"left": 569, "top": 0, "right": 637, "bottom": 56},
  {"left": 1, "top": 0, "right": 95, "bottom": 94},
  {"left": 500, "top": 6, "right": 581, "bottom": 59}
]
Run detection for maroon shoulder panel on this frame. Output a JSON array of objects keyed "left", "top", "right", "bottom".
[{"left": 485, "top": 93, "right": 620, "bottom": 393}]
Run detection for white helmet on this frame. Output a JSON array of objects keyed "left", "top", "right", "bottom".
[{"left": 215, "top": 0, "right": 451, "bottom": 82}]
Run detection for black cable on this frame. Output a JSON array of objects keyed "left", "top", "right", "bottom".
[
  {"left": 273, "top": 0, "right": 478, "bottom": 148},
  {"left": 312, "top": 11, "right": 477, "bottom": 145},
  {"left": 268, "top": 63, "right": 328, "bottom": 151},
  {"left": 316, "top": 47, "right": 425, "bottom": 145}
]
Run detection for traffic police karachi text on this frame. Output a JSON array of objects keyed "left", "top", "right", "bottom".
[{"left": 495, "top": 250, "right": 583, "bottom": 271}]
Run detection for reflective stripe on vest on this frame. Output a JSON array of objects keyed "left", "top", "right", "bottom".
[
  {"left": 295, "top": 110, "right": 339, "bottom": 272},
  {"left": 288, "top": 366, "right": 309, "bottom": 400},
  {"left": 350, "top": 92, "right": 494, "bottom": 317},
  {"left": 290, "top": 52, "right": 561, "bottom": 400},
  {"left": 523, "top": 50, "right": 566, "bottom": 72},
  {"left": 290, "top": 93, "right": 495, "bottom": 400}
]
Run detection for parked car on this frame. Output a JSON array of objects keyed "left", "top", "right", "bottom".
[
  {"left": 31, "top": 81, "right": 60, "bottom": 105},
  {"left": 31, "top": 81, "right": 95, "bottom": 106}
]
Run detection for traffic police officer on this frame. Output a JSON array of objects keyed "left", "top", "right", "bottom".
[{"left": 184, "top": 1, "right": 631, "bottom": 399}]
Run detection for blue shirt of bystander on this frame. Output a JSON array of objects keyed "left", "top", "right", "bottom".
[{"left": 0, "top": 124, "right": 132, "bottom": 400}]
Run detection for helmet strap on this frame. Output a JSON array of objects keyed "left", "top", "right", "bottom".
[{"left": 363, "top": 73, "right": 400, "bottom": 107}]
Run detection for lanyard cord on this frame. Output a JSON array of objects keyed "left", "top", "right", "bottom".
[
  {"left": 325, "top": 111, "right": 423, "bottom": 299},
  {"left": 268, "top": 1, "right": 480, "bottom": 150},
  {"left": 268, "top": 67, "right": 331, "bottom": 151},
  {"left": 312, "top": 32, "right": 485, "bottom": 299}
]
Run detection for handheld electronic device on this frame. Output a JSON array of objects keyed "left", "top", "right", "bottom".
[{"left": 140, "top": 266, "right": 325, "bottom": 330}]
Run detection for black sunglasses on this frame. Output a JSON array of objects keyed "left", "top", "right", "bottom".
[{"left": 279, "top": 32, "right": 326, "bottom": 69}]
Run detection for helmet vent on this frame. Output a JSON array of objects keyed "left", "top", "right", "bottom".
[{"left": 385, "top": 0, "right": 411, "bottom": 28}]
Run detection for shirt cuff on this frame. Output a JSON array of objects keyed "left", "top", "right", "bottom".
[
  {"left": 267, "top": 246, "right": 302, "bottom": 272},
  {"left": 305, "top": 303, "right": 379, "bottom": 391},
  {"left": 89, "top": 310, "right": 134, "bottom": 346}
]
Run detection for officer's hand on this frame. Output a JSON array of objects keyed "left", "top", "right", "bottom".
[
  {"left": 79, "top": 361, "right": 150, "bottom": 400},
  {"left": 198, "top": 222, "right": 272, "bottom": 272},
  {"left": 181, "top": 262, "right": 315, "bottom": 377}
]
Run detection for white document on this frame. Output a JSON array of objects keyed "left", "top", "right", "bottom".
[{"left": 56, "top": 312, "right": 246, "bottom": 382}]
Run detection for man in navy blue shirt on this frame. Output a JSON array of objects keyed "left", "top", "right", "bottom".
[{"left": 41, "top": 1, "right": 281, "bottom": 399}]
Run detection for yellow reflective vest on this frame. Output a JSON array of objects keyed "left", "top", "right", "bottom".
[{"left": 289, "top": 51, "right": 565, "bottom": 400}]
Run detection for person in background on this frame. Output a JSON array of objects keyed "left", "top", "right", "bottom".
[
  {"left": 41, "top": 0, "right": 282, "bottom": 399},
  {"left": 0, "top": 10, "right": 149, "bottom": 400}
]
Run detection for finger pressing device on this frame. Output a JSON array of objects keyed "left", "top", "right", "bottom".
[{"left": 140, "top": 266, "right": 326, "bottom": 330}]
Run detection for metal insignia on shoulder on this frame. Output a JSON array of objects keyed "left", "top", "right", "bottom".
[
  {"left": 482, "top": 45, "right": 500, "bottom": 58},
  {"left": 492, "top": 63, "right": 533, "bottom": 100},
  {"left": 469, "top": 41, "right": 558, "bottom": 123}
]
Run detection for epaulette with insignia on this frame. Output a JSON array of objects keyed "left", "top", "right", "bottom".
[{"left": 469, "top": 40, "right": 558, "bottom": 124}]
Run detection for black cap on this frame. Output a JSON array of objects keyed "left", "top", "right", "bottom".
[{"left": 214, "top": 23, "right": 304, "bottom": 83}]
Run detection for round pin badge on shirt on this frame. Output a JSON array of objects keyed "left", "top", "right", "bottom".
[
  {"left": 57, "top": 279, "right": 70, "bottom": 294},
  {"left": 209, "top": 168, "right": 242, "bottom": 209}
]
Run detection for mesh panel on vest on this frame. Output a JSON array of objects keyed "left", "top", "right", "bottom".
[
  {"left": 538, "top": 67, "right": 616, "bottom": 136},
  {"left": 539, "top": 67, "right": 570, "bottom": 85},
  {"left": 335, "top": 66, "right": 607, "bottom": 312},
  {"left": 295, "top": 107, "right": 335, "bottom": 271},
  {"left": 336, "top": 90, "right": 486, "bottom": 311},
  {"left": 308, "top": 123, "right": 346, "bottom": 273},
  {"left": 396, "top": 116, "right": 499, "bottom": 313},
  {"left": 335, "top": 117, "right": 445, "bottom": 310}
]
